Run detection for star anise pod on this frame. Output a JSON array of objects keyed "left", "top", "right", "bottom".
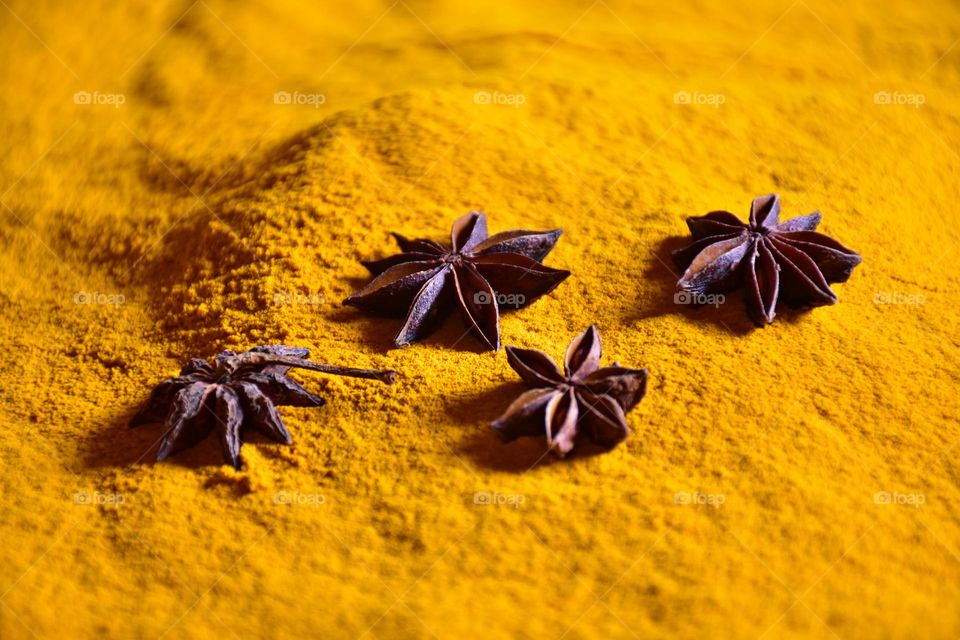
[
  {"left": 491, "top": 326, "right": 648, "bottom": 457},
  {"left": 129, "top": 345, "right": 396, "bottom": 469},
  {"left": 344, "top": 211, "right": 570, "bottom": 350},
  {"left": 673, "top": 194, "right": 862, "bottom": 325}
]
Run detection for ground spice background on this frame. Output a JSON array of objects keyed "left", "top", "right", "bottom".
[{"left": 1, "top": 0, "right": 959, "bottom": 637}]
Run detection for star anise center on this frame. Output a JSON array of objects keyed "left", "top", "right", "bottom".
[{"left": 344, "top": 211, "right": 570, "bottom": 350}]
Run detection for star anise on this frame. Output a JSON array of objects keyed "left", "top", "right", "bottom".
[
  {"left": 129, "top": 345, "right": 396, "bottom": 469},
  {"left": 673, "top": 194, "right": 862, "bottom": 325},
  {"left": 344, "top": 211, "right": 570, "bottom": 351},
  {"left": 491, "top": 326, "right": 648, "bottom": 457}
]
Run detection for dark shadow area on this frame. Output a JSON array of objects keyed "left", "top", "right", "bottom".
[
  {"left": 82, "top": 403, "right": 299, "bottom": 471},
  {"left": 628, "top": 234, "right": 757, "bottom": 336},
  {"left": 80, "top": 406, "right": 218, "bottom": 470}
]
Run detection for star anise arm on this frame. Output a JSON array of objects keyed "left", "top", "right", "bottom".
[
  {"left": 749, "top": 194, "right": 781, "bottom": 230},
  {"left": 774, "top": 231, "right": 862, "bottom": 282},
  {"left": 505, "top": 345, "right": 565, "bottom": 386},
  {"left": 745, "top": 239, "right": 780, "bottom": 325},
  {"left": 450, "top": 211, "right": 489, "bottom": 252},
  {"left": 215, "top": 386, "right": 244, "bottom": 469},
  {"left": 577, "top": 391, "right": 630, "bottom": 447},
  {"left": 236, "top": 381, "right": 293, "bottom": 444},
  {"left": 180, "top": 359, "right": 212, "bottom": 375},
  {"left": 677, "top": 235, "right": 751, "bottom": 294},
  {"left": 546, "top": 388, "right": 579, "bottom": 457},
  {"left": 344, "top": 261, "right": 445, "bottom": 316},
  {"left": 581, "top": 366, "right": 648, "bottom": 413},
  {"left": 361, "top": 252, "right": 444, "bottom": 276},
  {"left": 391, "top": 232, "right": 446, "bottom": 254},
  {"left": 468, "top": 253, "right": 570, "bottom": 306},
  {"left": 672, "top": 232, "right": 744, "bottom": 268},
  {"left": 157, "top": 382, "right": 216, "bottom": 461},
  {"left": 685, "top": 211, "right": 746, "bottom": 240},
  {"left": 470, "top": 228, "right": 563, "bottom": 261},
  {"left": 775, "top": 211, "right": 821, "bottom": 232},
  {"left": 239, "top": 372, "right": 325, "bottom": 407},
  {"left": 491, "top": 387, "right": 558, "bottom": 441},
  {"left": 452, "top": 264, "right": 500, "bottom": 351},
  {"left": 394, "top": 267, "right": 454, "bottom": 347},
  {"left": 130, "top": 374, "right": 205, "bottom": 426},
  {"left": 767, "top": 238, "right": 837, "bottom": 307},
  {"left": 564, "top": 325, "right": 602, "bottom": 379}
]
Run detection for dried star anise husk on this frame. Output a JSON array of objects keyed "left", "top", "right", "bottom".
[
  {"left": 130, "top": 345, "right": 396, "bottom": 469},
  {"left": 344, "top": 211, "right": 570, "bottom": 351},
  {"left": 492, "top": 326, "right": 648, "bottom": 457},
  {"left": 673, "top": 194, "right": 862, "bottom": 325}
]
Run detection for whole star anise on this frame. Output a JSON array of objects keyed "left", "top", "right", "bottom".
[
  {"left": 673, "top": 194, "right": 862, "bottom": 325},
  {"left": 344, "top": 211, "right": 570, "bottom": 351},
  {"left": 492, "top": 326, "right": 648, "bottom": 457},
  {"left": 129, "top": 345, "right": 396, "bottom": 469}
]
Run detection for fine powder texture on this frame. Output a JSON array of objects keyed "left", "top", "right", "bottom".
[{"left": 1, "top": 1, "right": 959, "bottom": 638}]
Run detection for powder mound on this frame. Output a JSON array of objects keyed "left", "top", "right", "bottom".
[{"left": 124, "top": 89, "right": 572, "bottom": 352}]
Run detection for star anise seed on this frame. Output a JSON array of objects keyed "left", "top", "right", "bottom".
[
  {"left": 492, "top": 326, "right": 648, "bottom": 457},
  {"left": 673, "top": 194, "right": 862, "bottom": 325},
  {"left": 344, "top": 211, "right": 571, "bottom": 351},
  {"left": 130, "top": 345, "right": 396, "bottom": 469}
]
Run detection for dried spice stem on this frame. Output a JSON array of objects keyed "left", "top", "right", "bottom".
[
  {"left": 293, "top": 361, "right": 397, "bottom": 384},
  {"left": 227, "top": 353, "right": 397, "bottom": 384}
]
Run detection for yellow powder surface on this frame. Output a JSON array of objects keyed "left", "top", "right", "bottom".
[{"left": 2, "top": 0, "right": 959, "bottom": 637}]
